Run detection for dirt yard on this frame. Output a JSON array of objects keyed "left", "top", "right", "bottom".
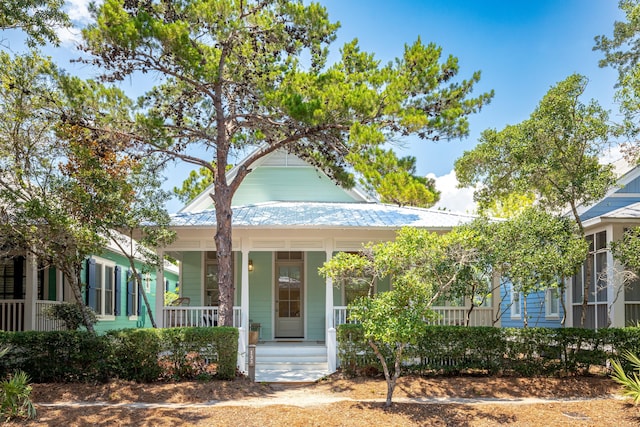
[{"left": 6, "top": 374, "right": 640, "bottom": 426}]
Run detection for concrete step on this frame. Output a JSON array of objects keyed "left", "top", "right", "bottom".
[
  {"left": 254, "top": 369, "right": 331, "bottom": 383},
  {"left": 254, "top": 343, "right": 328, "bottom": 372}
]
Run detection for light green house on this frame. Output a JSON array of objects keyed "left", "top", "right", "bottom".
[
  {"left": 0, "top": 233, "right": 179, "bottom": 333},
  {"left": 158, "top": 150, "right": 488, "bottom": 380}
]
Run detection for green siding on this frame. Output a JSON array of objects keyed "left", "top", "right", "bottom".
[
  {"left": 248, "top": 252, "right": 273, "bottom": 340},
  {"left": 232, "top": 167, "right": 358, "bottom": 206},
  {"left": 181, "top": 252, "right": 202, "bottom": 306},
  {"left": 306, "top": 252, "right": 326, "bottom": 341},
  {"left": 91, "top": 250, "right": 173, "bottom": 333}
]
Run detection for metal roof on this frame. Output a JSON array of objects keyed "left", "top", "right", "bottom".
[
  {"left": 600, "top": 201, "right": 640, "bottom": 219},
  {"left": 170, "top": 201, "right": 477, "bottom": 229}
]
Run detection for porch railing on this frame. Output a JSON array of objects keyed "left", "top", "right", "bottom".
[
  {"left": 162, "top": 306, "right": 242, "bottom": 328},
  {"left": 0, "top": 300, "right": 24, "bottom": 332},
  {"left": 35, "top": 300, "right": 65, "bottom": 331},
  {"left": 333, "top": 306, "right": 494, "bottom": 328}
]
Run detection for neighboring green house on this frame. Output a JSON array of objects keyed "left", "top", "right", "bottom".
[
  {"left": 0, "top": 233, "right": 179, "bottom": 333},
  {"left": 156, "top": 149, "right": 497, "bottom": 381}
]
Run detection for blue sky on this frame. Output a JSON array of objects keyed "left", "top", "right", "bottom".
[
  {"left": 318, "top": 0, "right": 623, "bottom": 211},
  {"left": 2, "top": 1, "right": 625, "bottom": 212}
]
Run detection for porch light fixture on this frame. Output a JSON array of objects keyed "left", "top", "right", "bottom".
[{"left": 248, "top": 259, "right": 254, "bottom": 272}]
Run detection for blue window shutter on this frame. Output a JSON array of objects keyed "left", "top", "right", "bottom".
[
  {"left": 126, "top": 270, "right": 134, "bottom": 317},
  {"left": 165, "top": 279, "right": 169, "bottom": 292},
  {"left": 114, "top": 266, "right": 121, "bottom": 316},
  {"left": 86, "top": 258, "right": 96, "bottom": 308}
]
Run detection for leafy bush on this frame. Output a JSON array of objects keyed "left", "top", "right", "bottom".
[
  {"left": 610, "top": 350, "right": 640, "bottom": 404},
  {"left": 43, "top": 302, "right": 98, "bottom": 330},
  {"left": 0, "top": 327, "right": 238, "bottom": 383},
  {"left": 0, "top": 370, "right": 36, "bottom": 421},
  {"left": 338, "top": 324, "right": 640, "bottom": 377}
]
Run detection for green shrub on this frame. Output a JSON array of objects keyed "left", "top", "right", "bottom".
[
  {"left": 0, "top": 327, "right": 238, "bottom": 383},
  {"left": 0, "top": 370, "right": 36, "bottom": 421},
  {"left": 337, "top": 324, "right": 637, "bottom": 378},
  {"left": 43, "top": 302, "right": 98, "bottom": 330},
  {"left": 106, "top": 329, "right": 163, "bottom": 382},
  {"left": 610, "top": 350, "right": 640, "bottom": 404}
]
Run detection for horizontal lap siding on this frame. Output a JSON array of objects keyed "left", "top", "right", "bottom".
[
  {"left": 249, "top": 252, "right": 273, "bottom": 339},
  {"left": 306, "top": 252, "right": 326, "bottom": 341},
  {"left": 92, "top": 251, "right": 163, "bottom": 333},
  {"left": 181, "top": 252, "right": 202, "bottom": 306},
  {"left": 232, "top": 167, "right": 359, "bottom": 206},
  {"left": 499, "top": 286, "right": 562, "bottom": 329}
]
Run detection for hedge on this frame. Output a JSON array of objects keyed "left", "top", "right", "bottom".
[
  {"left": 0, "top": 327, "right": 238, "bottom": 383},
  {"left": 337, "top": 324, "right": 640, "bottom": 377}
]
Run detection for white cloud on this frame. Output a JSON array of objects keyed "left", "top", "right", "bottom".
[
  {"left": 66, "top": 0, "right": 94, "bottom": 23},
  {"left": 57, "top": 0, "right": 97, "bottom": 46},
  {"left": 427, "top": 170, "right": 477, "bottom": 214}
]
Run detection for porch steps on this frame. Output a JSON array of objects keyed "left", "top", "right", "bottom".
[{"left": 254, "top": 343, "right": 331, "bottom": 383}]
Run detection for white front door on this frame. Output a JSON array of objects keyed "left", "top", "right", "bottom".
[{"left": 275, "top": 262, "right": 303, "bottom": 338}]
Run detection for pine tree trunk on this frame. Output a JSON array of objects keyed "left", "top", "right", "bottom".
[{"left": 214, "top": 189, "right": 235, "bottom": 327}]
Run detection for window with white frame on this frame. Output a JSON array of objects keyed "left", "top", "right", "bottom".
[
  {"left": 510, "top": 284, "right": 521, "bottom": 318},
  {"left": 571, "top": 230, "right": 608, "bottom": 329},
  {"left": 545, "top": 287, "right": 560, "bottom": 318},
  {"left": 86, "top": 257, "right": 119, "bottom": 318}
]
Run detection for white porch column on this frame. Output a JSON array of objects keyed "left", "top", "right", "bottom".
[
  {"left": 24, "top": 252, "right": 38, "bottom": 331},
  {"left": 325, "top": 240, "right": 336, "bottom": 372},
  {"left": 56, "top": 270, "right": 64, "bottom": 302},
  {"left": 155, "top": 250, "right": 165, "bottom": 328},
  {"left": 238, "top": 244, "right": 250, "bottom": 374},
  {"left": 608, "top": 225, "right": 625, "bottom": 327}
]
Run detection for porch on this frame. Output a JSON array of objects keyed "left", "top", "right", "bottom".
[{"left": 0, "top": 300, "right": 65, "bottom": 332}]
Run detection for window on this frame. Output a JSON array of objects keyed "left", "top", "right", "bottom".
[
  {"left": 86, "top": 257, "right": 120, "bottom": 318},
  {"left": 571, "top": 230, "right": 609, "bottom": 329},
  {"left": 510, "top": 284, "right": 521, "bottom": 318},
  {"left": 0, "top": 256, "right": 24, "bottom": 299},
  {"left": 545, "top": 288, "right": 560, "bottom": 318}
]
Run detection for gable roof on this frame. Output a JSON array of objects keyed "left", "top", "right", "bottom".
[
  {"left": 170, "top": 201, "right": 476, "bottom": 230},
  {"left": 179, "top": 149, "right": 374, "bottom": 213},
  {"left": 576, "top": 158, "right": 640, "bottom": 222}
]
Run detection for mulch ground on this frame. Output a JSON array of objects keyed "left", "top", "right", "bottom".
[{"left": 6, "top": 374, "right": 640, "bottom": 426}]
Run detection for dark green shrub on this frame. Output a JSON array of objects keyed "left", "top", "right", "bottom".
[
  {"left": 0, "top": 327, "right": 239, "bottom": 383},
  {"left": 337, "top": 324, "right": 640, "bottom": 378},
  {"left": 106, "top": 329, "right": 163, "bottom": 382}
]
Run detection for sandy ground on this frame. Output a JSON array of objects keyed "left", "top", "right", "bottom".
[{"left": 6, "top": 374, "right": 640, "bottom": 426}]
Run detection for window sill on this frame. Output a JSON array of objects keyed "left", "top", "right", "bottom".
[
  {"left": 128, "top": 316, "right": 139, "bottom": 321},
  {"left": 545, "top": 315, "right": 560, "bottom": 320},
  {"left": 97, "top": 315, "right": 116, "bottom": 322}
]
